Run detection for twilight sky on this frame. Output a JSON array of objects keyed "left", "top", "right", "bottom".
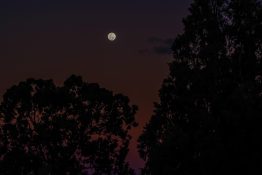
[{"left": 1, "top": 0, "right": 192, "bottom": 170}]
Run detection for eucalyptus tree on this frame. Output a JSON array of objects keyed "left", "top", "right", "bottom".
[
  {"left": 139, "top": 0, "right": 262, "bottom": 174},
  {"left": 0, "top": 75, "right": 137, "bottom": 175}
]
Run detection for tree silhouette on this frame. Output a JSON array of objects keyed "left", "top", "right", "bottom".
[
  {"left": 0, "top": 75, "right": 137, "bottom": 175},
  {"left": 138, "top": 0, "right": 262, "bottom": 174}
]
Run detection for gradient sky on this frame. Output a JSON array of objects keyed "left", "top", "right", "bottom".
[{"left": 1, "top": 0, "right": 192, "bottom": 171}]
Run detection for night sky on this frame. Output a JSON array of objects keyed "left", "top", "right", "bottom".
[{"left": 1, "top": 0, "right": 192, "bottom": 170}]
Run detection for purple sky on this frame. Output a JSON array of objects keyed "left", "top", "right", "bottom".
[{"left": 1, "top": 0, "right": 192, "bottom": 170}]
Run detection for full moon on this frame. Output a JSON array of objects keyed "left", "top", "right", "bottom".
[{"left": 108, "top": 32, "right": 116, "bottom": 41}]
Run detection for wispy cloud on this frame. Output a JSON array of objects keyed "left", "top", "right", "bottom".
[
  {"left": 139, "top": 37, "right": 173, "bottom": 55},
  {"left": 152, "top": 46, "right": 171, "bottom": 55},
  {"left": 147, "top": 37, "right": 173, "bottom": 45}
]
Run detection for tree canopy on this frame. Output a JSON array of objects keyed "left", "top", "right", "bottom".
[
  {"left": 138, "top": 0, "right": 262, "bottom": 174},
  {"left": 0, "top": 75, "right": 138, "bottom": 175}
]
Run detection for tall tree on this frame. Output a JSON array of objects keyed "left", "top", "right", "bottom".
[
  {"left": 0, "top": 75, "right": 137, "bottom": 175},
  {"left": 138, "top": 0, "right": 262, "bottom": 174}
]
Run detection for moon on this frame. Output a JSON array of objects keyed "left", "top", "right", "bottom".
[{"left": 108, "top": 32, "right": 116, "bottom": 41}]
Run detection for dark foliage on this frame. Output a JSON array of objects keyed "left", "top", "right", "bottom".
[
  {"left": 0, "top": 75, "right": 137, "bottom": 175},
  {"left": 138, "top": 0, "right": 262, "bottom": 174}
]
